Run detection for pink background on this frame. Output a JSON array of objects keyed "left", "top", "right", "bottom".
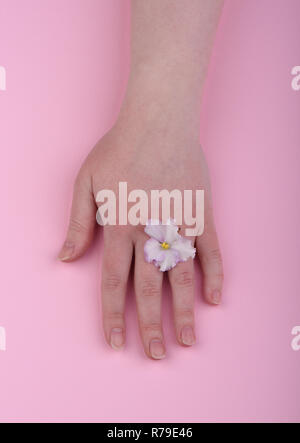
[{"left": 0, "top": 0, "right": 300, "bottom": 422}]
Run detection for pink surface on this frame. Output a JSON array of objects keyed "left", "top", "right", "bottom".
[{"left": 0, "top": 0, "right": 299, "bottom": 422}]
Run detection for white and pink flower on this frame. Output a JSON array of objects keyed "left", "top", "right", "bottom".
[{"left": 144, "top": 219, "right": 196, "bottom": 272}]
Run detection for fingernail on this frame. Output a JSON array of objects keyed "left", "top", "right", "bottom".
[
  {"left": 149, "top": 339, "right": 166, "bottom": 360},
  {"left": 181, "top": 326, "right": 196, "bottom": 346},
  {"left": 212, "top": 290, "right": 221, "bottom": 305},
  {"left": 110, "top": 328, "right": 124, "bottom": 350},
  {"left": 58, "top": 242, "right": 75, "bottom": 261}
]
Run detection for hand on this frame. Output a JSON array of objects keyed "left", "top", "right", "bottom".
[
  {"left": 58, "top": 93, "right": 224, "bottom": 360},
  {"left": 59, "top": 0, "right": 224, "bottom": 359}
]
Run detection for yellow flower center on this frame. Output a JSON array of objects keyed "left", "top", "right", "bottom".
[{"left": 161, "top": 242, "right": 170, "bottom": 250}]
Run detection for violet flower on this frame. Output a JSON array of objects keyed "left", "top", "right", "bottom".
[{"left": 144, "top": 219, "right": 196, "bottom": 272}]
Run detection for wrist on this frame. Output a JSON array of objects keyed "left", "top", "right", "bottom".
[{"left": 117, "top": 62, "right": 202, "bottom": 136}]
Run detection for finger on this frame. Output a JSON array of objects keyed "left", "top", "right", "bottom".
[
  {"left": 196, "top": 221, "right": 224, "bottom": 305},
  {"left": 168, "top": 258, "right": 196, "bottom": 346},
  {"left": 101, "top": 227, "right": 133, "bottom": 350},
  {"left": 134, "top": 236, "right": 165, "bottom": 360},
  {"left": 58, "top": 172, "right": 96, "bottom": 262}
]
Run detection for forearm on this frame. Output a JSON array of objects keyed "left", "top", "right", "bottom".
[{"left": 119, "top": 0, "right": 223, "bottom": 129}]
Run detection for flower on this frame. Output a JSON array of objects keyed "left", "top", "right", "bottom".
[{"left": 144, "top": 219, "right": 196, "bottom": 272}]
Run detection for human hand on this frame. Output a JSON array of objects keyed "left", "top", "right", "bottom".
[
  {"left": 58, "top": 92, "right": 224, "bottom": 359},
  {"left": 59, "top": 0, "right": 224, "bottom": 359}
]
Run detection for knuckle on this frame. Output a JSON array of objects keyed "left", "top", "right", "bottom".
[
  {"left": 174, "top": 271, "right": 194, "bottom": 288},
  {"left": 140, "top": 280, "right": 161, "bottom": 298},
  {"left": 105, "top": 311, "right": 124, "bottom": 322},
  {"left": 69, "top": 218, "right": 88, "bottom": 234},
  {"left": 203, "top": 248, "right": 223, "bottom": 266},
  {"left": 104, "top": 225, "right": 130, "bottom": 237},
  {"left": 102, "top": 274, "right": 124, "bottom": 292},
  {"left": 201, "top": 247, "right": 224, "bottom": 281},
  {"left": 216, "top": 271, "right": 225, "bottom": 281},
  {"left": 174, "top": 308, "right": 194, "bottom": 322},
  {"left": 140, "top": 322, "right": 162, "bottom": 334},
  {"left": 210, "top": 248, "right": 223, "bottom": 262}
]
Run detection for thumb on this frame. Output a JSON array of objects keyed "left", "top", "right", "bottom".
[{"left": 58, "top": 172, "right": 96, "bottom": 262}]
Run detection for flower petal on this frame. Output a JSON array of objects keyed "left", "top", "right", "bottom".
[
  {"left": 145, "top": 220, "right": 166, "bottom": 243},
  {"left": 144, "top": 238, "right": 165, "bottom": 263},
  {"left": 171, "top": 238, "right": 196, "bottom": 262},
  {"left": 145, "top": 219, "right": 180, "bottom": 244},
  {"left": 158, "top": 249, "right": 180, "bottom": 272},
  {"left": 164, "top": 221, "right": 180, "bottom": 244},
  {"left": 144, "top": 220, "right": 194, "bottom": 271}
]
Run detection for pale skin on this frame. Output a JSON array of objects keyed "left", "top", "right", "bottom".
[{"left": 59, "top": 0, "right": 224, "bottom": 360}]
